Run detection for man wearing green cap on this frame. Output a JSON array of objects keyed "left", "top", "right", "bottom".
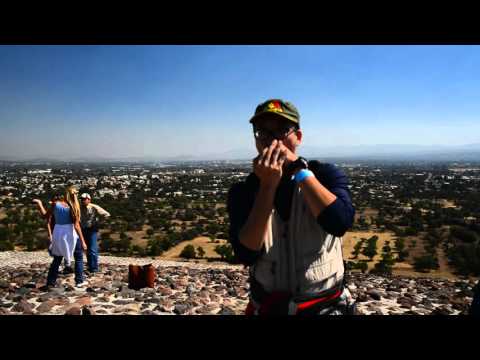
[{"left": 227, "top": 99, "right": 356, "bottom": 315}]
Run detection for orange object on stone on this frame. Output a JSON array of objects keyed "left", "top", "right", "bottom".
[{"left": 128, "top": 264, "right": 156, "bottom": 290}]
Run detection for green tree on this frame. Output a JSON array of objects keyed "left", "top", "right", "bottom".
[
  {"left": 357, "top": 261, "right": 368, "bottom": 273},
  {"left": 23, "top": 231, "right": 35, "bottom": 251},
  {"left": 160, "top": 237, "right": 174, "bottom": 252},
  {"left": 362, "top": 236, "right": 378, "bottom": 261},
  {"left": 184, "top": 209, "right": 195, "bottom": 221},
  {"left": 180, "top": 244, "right": 196, "bottom": 259},
  {"left": 405, "top": 227, "right": 418, "bottom": 236},
  {"left": 147, "top": 238, "right": 163, "bottom": 256},
  {"left": 413, "top": 254, "right": 439, "bottom": 272},
  {"left": 351, "top": 239, "right": 364, "bottom": 259},
  {"left": 100, "top": 234, "right": 112, "bottom": 253},
  {"left": 397, "top": 249, "right": 409, "bottom": 262},
  {"left": 118, "top": 232, "right": 132, "bottom": 254},
  {"left": 394, "top": 238, "right": 405, "bottom": 252},
  {"left": 372, "top": 251, "right": 395, "bottom": 275},
  {"left": 214, "top": 243, "right": 235, "bottom": 263},
  {"left": 357, "top": 216, "right": 370, "bottom": 230},
  {"left": 0, "top": 227, "right": 10, "bottom": 242},
  {"left": 0, "top": 227, "right": 14, "bottom": 251},
  {"left": 450, "top": 226, "right": 478, "bottom": 243},
  {"left": 196, "top": 246, "right": 205, "bottom": 259},
  {"left": 183, "top": 228, "right": 198, "bottom": 241},
  {"left": 131, "top": 245, "right": 145, "bottom": 256},
  {"left": 206, "top": 223, "right": 220, "bottom": 238},
  {"left": 447, "top": 240, "right": 480, "bottom": 276}
]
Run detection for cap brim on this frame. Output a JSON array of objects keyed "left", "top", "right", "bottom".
[{"left": 249, "top": 112, "right": 299, "bottom": 125}]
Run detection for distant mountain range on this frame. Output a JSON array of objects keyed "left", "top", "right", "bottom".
[{"left": 2, "top": 143, "right": 480, "bottom": 163}]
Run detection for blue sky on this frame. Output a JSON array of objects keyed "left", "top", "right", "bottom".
[{"left": 0, "top": 45, "right": 479, "bottom": 159}]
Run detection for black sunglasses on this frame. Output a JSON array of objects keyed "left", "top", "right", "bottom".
[{"left": 253, "top": 126, "right": 297, "bottom": 141}]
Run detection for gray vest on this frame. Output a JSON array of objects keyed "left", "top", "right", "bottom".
[{"left": 251, "top": 184, "right": 345, "bottom": 297}]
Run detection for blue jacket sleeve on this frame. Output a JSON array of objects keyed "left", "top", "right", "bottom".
[{"left": 310, "top": 162, "right": 355, "bottom": 237}]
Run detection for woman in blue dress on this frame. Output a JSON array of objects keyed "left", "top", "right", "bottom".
[{"left": 46, "top": 186, "right": 88, "bottom": 288}]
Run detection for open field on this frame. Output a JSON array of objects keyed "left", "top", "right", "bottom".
[
  {"left": 160, "top": 236, "right": 227, "bottom": 260},
  {"left": 343, "top": 230, "right": 458, "bottom": 279}
]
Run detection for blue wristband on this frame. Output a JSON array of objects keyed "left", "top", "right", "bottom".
[{"left": 294, "top": 169, "right": 314, "bottom": 183}]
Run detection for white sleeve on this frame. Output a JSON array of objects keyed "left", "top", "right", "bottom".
[{"left": 91, "top": 204, "right": 111, "bottom": 217}]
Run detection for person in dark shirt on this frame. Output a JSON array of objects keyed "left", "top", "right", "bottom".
[
  {"left": 471, "top": 280, "right": 480, "bottom": 316},
  {"left": 227, "top": 99, "right": 356, "bottom": 315}
]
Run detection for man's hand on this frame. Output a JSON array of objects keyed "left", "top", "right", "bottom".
[
  {"left": 253, "top": 140, "right": 288, "bottom": 189},
  {"left": 276, "top": 140, "right": 299, "bottom": 168},
  {"left": 81, "top": 241, "right": 87, "bottom": 251}
]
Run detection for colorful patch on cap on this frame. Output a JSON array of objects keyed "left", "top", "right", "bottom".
[{"left": 267, "top": 101, "right": 283, "bottom": 113}]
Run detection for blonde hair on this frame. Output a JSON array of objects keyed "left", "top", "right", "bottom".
[{"left": 65, "top": 186, "right": 81, "bottom": 223}]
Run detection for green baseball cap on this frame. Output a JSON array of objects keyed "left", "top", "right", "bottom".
[{"left": 249, "top": 99, "right": 300, "bottom": 126}]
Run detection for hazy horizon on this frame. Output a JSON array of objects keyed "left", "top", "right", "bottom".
[
  {"left": 2, "top": 142, "right": 480, "bottom": 163},
  {"left": 1, "top": 45, "right": 479, "bottom": 159}
]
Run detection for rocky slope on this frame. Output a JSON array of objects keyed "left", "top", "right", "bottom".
[{"left": 0, "top": 251, "right": 475, "bottom": 315}]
